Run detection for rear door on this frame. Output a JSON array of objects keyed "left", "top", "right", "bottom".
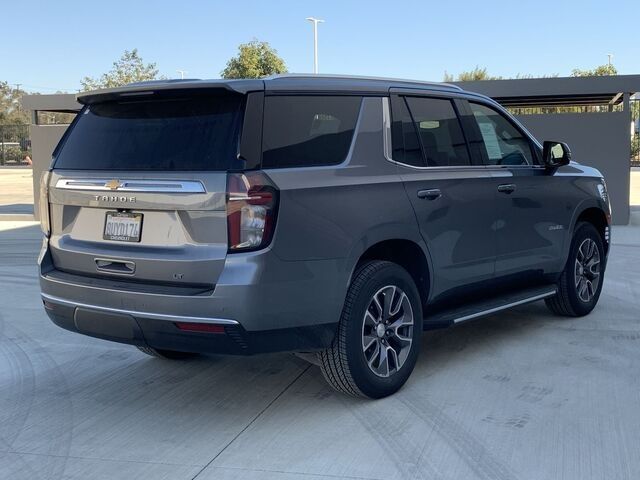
[
  {"left": 47, "top": 91, "right": 247, "bottom": 289},
  {"left": 390, "top": 92, "right": 498, "bottom": 300},
  {"left": 463, "top": 100, "right": 570, "bottom": 277}
]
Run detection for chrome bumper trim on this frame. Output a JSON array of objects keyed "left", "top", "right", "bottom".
[{"left": 41, "top": 292, "right": 239, "bottom": 325}]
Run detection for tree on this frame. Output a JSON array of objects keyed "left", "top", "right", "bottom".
[
  {"left": 571, "top": 64, "right": 617, "bottom": 77},
  {"left": 81, "top": 49, "right": 161, "bottom": 91},
  {"left": 444, "top": 69, "right": 561, "bottom": 82},
  {"left": 221, "top": 40, "right": 287, "bottom": 79},
  {"left": 443, "top": 66, "right": 502, "bottom": 82},
  {"left": 513, "top": 73, "right": 559, "bottom": 79},
  {"left": 0, "top": 81, "right": 29, "bottom": 125}
]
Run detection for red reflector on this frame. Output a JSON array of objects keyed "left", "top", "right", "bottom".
[
  {"left": 43, "top": 300, "right": 55, "bottom": 310},
  {"left": 174, "top": 322, "right": 226, "bottom": 334}
]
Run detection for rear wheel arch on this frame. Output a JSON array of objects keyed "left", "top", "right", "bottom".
[{"left": 352, "top": 239, "right": 431, "bottom": 316}]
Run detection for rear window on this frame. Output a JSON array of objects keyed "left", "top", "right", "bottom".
[
  {"left": 261, "top": 96, "right": 361, "bottom": 168},
  {"left": 54, "top": 95, "right": 244, "bottom": 171}
]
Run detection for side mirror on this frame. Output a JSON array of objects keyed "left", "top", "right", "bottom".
[{"left": 543, "top": 141, "right": 571, "bottom": 168}]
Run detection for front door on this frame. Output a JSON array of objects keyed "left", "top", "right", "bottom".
[{"left": 465, "top": 101, "right": 570, "bottom": 278}]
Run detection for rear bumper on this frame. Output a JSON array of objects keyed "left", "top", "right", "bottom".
[
  {"left": 38, "top": 243, "right": 346, "bottom": 354},
  {"left": 42, "top": 293, "right": 336, "bottom": 355}
]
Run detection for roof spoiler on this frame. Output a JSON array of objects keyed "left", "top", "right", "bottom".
[{"left": 77, "top": 79, "right": 265, "bottom": 105}]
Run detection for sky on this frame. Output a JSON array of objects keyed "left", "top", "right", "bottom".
[{"left": 2, "top": 0, "right": 639, "bottom": 93}]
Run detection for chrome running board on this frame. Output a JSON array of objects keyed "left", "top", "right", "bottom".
[{"left": 423, "top": 285, "right": 557, "bottom": 329}]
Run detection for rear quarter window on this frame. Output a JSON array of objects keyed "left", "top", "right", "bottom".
[
  {"left": 54, "top": 94, "right": 244, "bottom": 171},
  {"left": 261, "top": 96, "right": 362, "bottom": 168}
]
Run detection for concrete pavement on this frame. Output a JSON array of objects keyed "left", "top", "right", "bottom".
[
  {"left": 0, "top": 168, "right": 34, "bottom": 216},
  {"left": 1, "top": 219, "right": 639, "bottom": 480},
  {"left": 631, "top": 168, "right": 640, "bottom": 207}
]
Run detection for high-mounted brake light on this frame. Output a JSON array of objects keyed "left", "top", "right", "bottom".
[{"left": 226, "top": 171, "right": 279, "bottom": 252}]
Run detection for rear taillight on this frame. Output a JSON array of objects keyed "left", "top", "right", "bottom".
[
  {"left": 226, "top": 171, "right": 278, "bottom": 252},
  {"left": 39, "top": 171, "right": 51, "bottom": 237}
]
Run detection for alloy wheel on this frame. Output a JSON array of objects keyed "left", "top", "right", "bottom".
[
  {"left": 574, "top": 238, "right": 601, "bottom": 303},
  {"left": 361, "top": 285, "right": 414, "bottom": 378}
]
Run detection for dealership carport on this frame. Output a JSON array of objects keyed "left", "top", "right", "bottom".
[{"left": 456, "top": 75, "right": 640, "bottom": 224}]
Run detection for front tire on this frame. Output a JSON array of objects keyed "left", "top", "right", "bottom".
[
  {"left": 318, "top": 261, "right": 422, "bottom": 399},
  {"left": 545, "top": 222, "right": 605, "bottom": 317}
]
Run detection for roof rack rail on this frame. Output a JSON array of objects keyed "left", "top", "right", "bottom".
[{"left": 264, "top": 73, "right": 463, "bottom": 91}]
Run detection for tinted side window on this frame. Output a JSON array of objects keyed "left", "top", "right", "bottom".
[
  {"left": 390, "top": 95, "right": 424, "bottom": 167},
  {"left": 469, "top": 102, "right": 534, "bottom": 166},
  {"left": 405, "top": 97, "right": 471, "bottom": 167},
  {"left": 262, "top": 96, "right": 361, "bottom": 168}
]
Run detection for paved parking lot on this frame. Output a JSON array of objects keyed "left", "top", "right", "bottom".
[
  {"left": 631, "top": 168, "right": 640, "bottom": 206},
  {"left": 1, "top": 219, "right": 639, "bottom": 480},
  {"left": 0, "top": 168, "right": 34, "bottom": 215}
]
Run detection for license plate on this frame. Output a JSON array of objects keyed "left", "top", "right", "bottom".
[{"left": 103, "top": 212, "right": 143, "bottom": 242}]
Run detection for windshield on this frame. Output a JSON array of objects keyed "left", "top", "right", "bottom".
[{"left": 54, "top": 94, "right": 244, "bottom": 171}]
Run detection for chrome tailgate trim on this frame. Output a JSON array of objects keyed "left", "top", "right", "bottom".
[{"left": 55, "top": 178, "right": 206, "bottom": 193}]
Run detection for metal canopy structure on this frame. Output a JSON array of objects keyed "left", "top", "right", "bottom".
[
  {"left": 21, "top": 94, "right": 81, "bottom": 125},
  {"left": 454, "top": 74, "right": 640, "bottom": 107},
  {"left": 494, "top": 93, "right": 623, "bottom": 108}
]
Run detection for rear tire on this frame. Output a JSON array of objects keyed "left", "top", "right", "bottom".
[
  {"left": 545, "top": 222, "right": 605, "bottom": 317},
  {"left": 136, "top": 346, "right": 198, "bottom": 360},
  {"left": 318, "top": 260, "right": 422, "bottom": 399}
]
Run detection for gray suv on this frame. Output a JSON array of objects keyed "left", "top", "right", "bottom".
[{"left": 38, "top": 75, "right": 611, "bottom": 398}]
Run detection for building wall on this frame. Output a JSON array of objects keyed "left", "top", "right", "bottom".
[
  {"left": 30, "top": 125, "right": 69, "bottom": 220},
  {"left": 22, "top": 94, "right": 81, "bottom": 221},
  {"left": 515, "top": 112, "right": 630, "bottom": 225}
]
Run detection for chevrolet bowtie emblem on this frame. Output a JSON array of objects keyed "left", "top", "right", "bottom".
[{"left": 105, "top": 179, "right": 123, "bottom": 190}]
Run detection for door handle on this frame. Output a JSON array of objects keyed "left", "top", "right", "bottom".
[
  {"left": 497, "top": 184, "right": 516, "bottom": 194},
  {"left": 417, "top": 188, "right": 442, "bottom": 200}
]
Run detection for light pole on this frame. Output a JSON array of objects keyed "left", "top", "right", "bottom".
[
  {"left": 305, "top": 17, "right": 324, "bottom": 74},
  {"left": 607, "top": 54, "right": 613, "bottom": 67},
  {"left": 176, "top": 70, "right": 188, "bottom": 79}
]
